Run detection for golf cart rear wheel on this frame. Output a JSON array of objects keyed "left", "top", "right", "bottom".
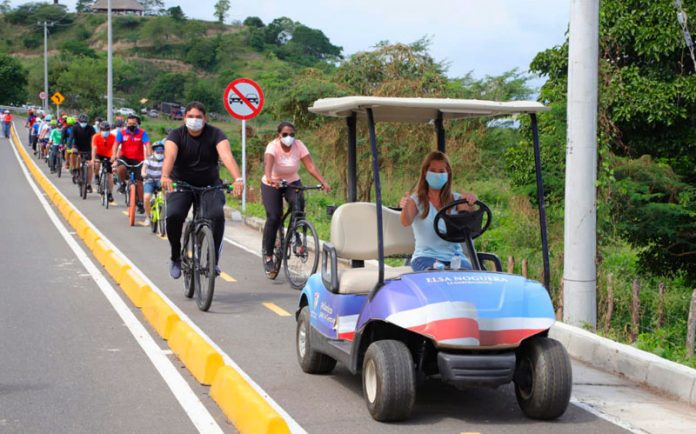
[
  {"left": 514, "top": 336, "right": 572, "bottom": 420},
  {"left": 362, "top": 340, "right": 416, "bottom": 422},
  {"left": 296, "top": 307, "right": 336, "bottom": 374}
]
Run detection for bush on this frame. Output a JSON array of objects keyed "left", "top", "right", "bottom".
[{"left": 22, "top": 33, "right": 41, "bottom": 49}]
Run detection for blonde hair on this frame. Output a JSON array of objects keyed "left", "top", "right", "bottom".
[{"left": 415, "top": 151, "right": 453, "bottom": 219}]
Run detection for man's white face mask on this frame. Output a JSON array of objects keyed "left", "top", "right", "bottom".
[{"left": 186, "top": 117, "right": 204, "bottom": 132}]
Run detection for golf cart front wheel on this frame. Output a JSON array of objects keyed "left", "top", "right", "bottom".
[
  {"left": 296, "top": 306, "right": 336, "bottom": 374},
  {"left": 514, "top": 336, "right": 572, "bottom": 420},
  {"left": 362, "top": 340, "right": 416, "bottom": 422}
]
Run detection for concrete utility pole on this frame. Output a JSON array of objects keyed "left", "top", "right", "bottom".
[
  {"left": 107, "top": 0, "right": 114, "bottom": 124},
  {"left": 41, "top": 21, "right": 53, "bottom": 113},
  {"left": 564, "top": 0, "right": 600, "bottom": 328}
]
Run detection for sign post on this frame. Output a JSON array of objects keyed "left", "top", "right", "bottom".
[{"left": 222, "top": 78, "right": 264, "bottom": 213}]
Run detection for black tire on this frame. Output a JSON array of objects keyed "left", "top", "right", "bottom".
[
  {"left": 150, "top": 198, "right": 159, "bottom": 233},
  {"left": 283, "top": 220, "right": 320, "bottom": 290},
  {"left": 159, "top": 200, "right": 167, "bottom": 237},
  {"left": 56, "top": 151, "right": 62, "bottom": 178},
  {"left": 514, "top": 337, "right": 572, "bottom": 420},
  {"left": 195, "top": 225, "right": 216, "bottom": 312},
  {"left": 296, "top": 306, "right": 336, "bottom": 374},
  {"left": 182, "top": 221, "right": 196, "bottom": 299},
  {"left": 80, "top": 166, "right": 88, "bottom": 200},
  {"left": 264, "top": 226, "right": 284, "bottom": 280},
  {"left": 362, "top": 340, "right": 416, "bottom": 422}
]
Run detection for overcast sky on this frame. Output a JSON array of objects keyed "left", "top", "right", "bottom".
[{"left": 11, "top": 0, "right": 570, "bottom": 80}]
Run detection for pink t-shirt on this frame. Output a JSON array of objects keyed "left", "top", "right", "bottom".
[{"left": 262, "top": 138, "right": 310, "bottom": 185}]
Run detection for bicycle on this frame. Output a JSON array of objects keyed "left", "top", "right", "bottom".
[
  {"left": 264, "top": 180, "right": 322, "bottom": 290},
  {"left": 75, "top": 152, "right": 91, "bottom": 200},
  {"left": 116, "top": 159, "right": 144, "bottom": 226},
  {"left": 150, "top": 186, "right": 167, "bottom": 236},
  {"left": 175, "top": 181, "right": 233, "bottom": 312},
  {"left": 49, "top": 144, "right": 64, "bottom": 177},
  {"left": 95, "top": 157, "right": 111, "bottom": 209}
]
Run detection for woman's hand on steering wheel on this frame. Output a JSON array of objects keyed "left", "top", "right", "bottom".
[{"left": 458, "top": 191, "right": 478, "bottom": 212}]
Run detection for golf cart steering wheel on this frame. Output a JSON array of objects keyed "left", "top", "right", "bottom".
[{"left": 433, "top": 199, "right": 492, "bottom": 242}]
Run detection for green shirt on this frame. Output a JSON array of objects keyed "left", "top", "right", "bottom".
[{"left": 49, "top": 128, "right": 62, "bottom": 145}]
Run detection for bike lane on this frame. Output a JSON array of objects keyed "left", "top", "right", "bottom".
[{"left": 9, "top": 125, "right": 631, "bottom": 434}]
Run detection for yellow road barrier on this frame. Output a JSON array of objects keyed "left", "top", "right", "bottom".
[
  {"left": 141, "top": 291, "right": 180, "bottom": 340},
  {"left": 104, "top": 251, "right": 131, "bottom": 282},
  {"left": 184, "top": 333, "right": 224, "bottom": 385},
  {"left": 120, "top": 269, "right": 151, "bottom": 308}
]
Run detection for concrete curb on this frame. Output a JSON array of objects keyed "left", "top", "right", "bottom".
[
  {"left": 11, "top": 125, "right": 295, "bottom": 434},
  {"left": 224, "top": 209, "right": 696, "bottom": 408},
  {"left": 550, "top": 322, "right": 696, "bottom": 406}
]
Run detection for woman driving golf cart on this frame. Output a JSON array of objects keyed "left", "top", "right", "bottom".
[{"left": 399, "top": 150, "right": 478, "bottom": 271}]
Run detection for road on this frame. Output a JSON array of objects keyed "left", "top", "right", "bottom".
[{"left": 2, "top": 125, "right": 684, "bottom": 433}]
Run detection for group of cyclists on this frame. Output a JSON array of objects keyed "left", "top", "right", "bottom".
[{"left": 25, "top": 108, "right": 166, "bottom": 226}]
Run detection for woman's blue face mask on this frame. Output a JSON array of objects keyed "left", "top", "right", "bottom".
[{"left": 425, "top": 171, "right": 448, "bottom": 190}]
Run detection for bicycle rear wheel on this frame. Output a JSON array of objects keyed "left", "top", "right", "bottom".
[
  {"left": 264, "top": 226, "right": 284, "bottom": 280},
  {"left": 283, "top": 219, "right": 320, "bottom": 290},
  {"left": 195, "top": 225, "right": 216, "bottom": 312},
  {"left": 80, "top": 165, "right": 88, "bottom": 200},
  {"left": 56, "top": 152, "right": 62, "bottom": 178},
  {"left": 181, "top": 221, "right": 196, "bottom": 298},
  {"left": 150, "top": 198, "right": 159, "bottom": 233},
  {"left": 158, "top": 199, "right": 167, "bottom": 237},
  {"left": 128, "top": 183, "right": 136, "bottom": 226}
]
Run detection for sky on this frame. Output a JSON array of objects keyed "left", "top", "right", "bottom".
[{"left": 11, "top": 0, "right": 570, "bottom": 80}]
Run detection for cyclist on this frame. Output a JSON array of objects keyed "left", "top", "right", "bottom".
[
  {"left": 112, "top": 114, "right": 151, "bottom": 213},
  {"left": 47, "top": 119, "right": 63, "bottom": 173},
  {"left": 25, "top": 109, "right": 36, "bottom": 144},
  {"left": 91, "top": 121, "right": 115, "bottom": 203},
  {"left": 29, "top": 114, "right": 41, "bottom": 154},
  {"left": 2, "top": 109, "right": 12, "bottom": 138},
  {"left": 141, "top": 141, "right": 165, "bottom": 226},
  {"left": 161, "top": 101, "right": 243, "bottom": 279},
  {"left": 261, "top": 121, "right": 331, "bottom": 273},
  {"left": 38, "top": 115, "right": 52, "bottom": 157},
  {"left": 71, "top": 114, "right": 96, "bottom": 192},
  {"left": 111, "top": 117, "right": 124, "bottom": 137}
]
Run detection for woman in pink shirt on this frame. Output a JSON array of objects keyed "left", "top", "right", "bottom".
[{"left": 262, "top": 122, "right": 331, "bottom": 272}]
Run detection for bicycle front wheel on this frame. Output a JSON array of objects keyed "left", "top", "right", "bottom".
[
  {"left": 195, "top": 225, "right": 216, "bottom": 312},
  {"left": 182, "top": 221, "right": 196, "bottom": 299},
  {"left": 159, "top": 199, "right": 167, "bottom": 237},
  {"left": 283, "top": 219, "right": 320, "bottom": 290},
  {"left": 128, "top": 183, "right": 136, "bottom": 226},
  {"left": 264, "top": 226, "right": 284, "bottom": 280},
  {"left": 81, "top": 165, "right": 88, "bottom": 200},
  {"left": 150, "top": 198, "right": 159, "bottom": 233},
  {"left": 56, "top": 152, "right": 62, "bottom": 178}
]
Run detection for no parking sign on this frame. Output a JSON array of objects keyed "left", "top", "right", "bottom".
[{"left": 222, "top": 78, "right": 264, "bottom": 212}]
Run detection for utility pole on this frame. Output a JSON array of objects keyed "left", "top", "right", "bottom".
[
  {"left": 564, "top": 0, "right": 599, "bottom": 328},
  {"left": 40, "top": 21, "right": 54, "bottom": 113},
  {"left": 107, "top": 0, "right": 114, "bottom": 124}
]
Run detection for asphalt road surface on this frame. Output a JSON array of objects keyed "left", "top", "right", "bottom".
[{"left": 1, "top": 129, "right": 631, "bottom": 434}]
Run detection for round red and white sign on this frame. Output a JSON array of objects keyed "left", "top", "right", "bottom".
[
  {"left": 39, "top": 91, "right": 47, "bottom": 100},
  {"left": 223, "top": 78, "right": 264, "bottom": 121}
]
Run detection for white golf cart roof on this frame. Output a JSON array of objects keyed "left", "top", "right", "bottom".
[{"left": 309, "top": 96, "right": 549, "bottom": 122}]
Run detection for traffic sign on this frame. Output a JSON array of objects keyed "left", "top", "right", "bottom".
[
  {"left": 51, "top": 91, "right": 65, "bottom": 106},
  {"left": 39, "top": 91, "right": 47, "bottom": 100},
  {"left": 223, "top": 78, "right": 264, "bottom": 121}
]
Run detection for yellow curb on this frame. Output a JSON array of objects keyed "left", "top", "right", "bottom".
[
  {"left": 168, "top": 320, "right": 197, "bottom": 361},
  {"left": 120, "top": 269, "right": 151, "bottom": 308},
  {"left": 104, "top": 251, "right": 131, "bottom": 282},
  {"left": 92, "top": 239, "right": 113, "bottom": 265},
  {"left": 210, "top": 366, "right": 291, "bottom": 434},
  {"left": 141, "top": 291, "right": 180, "bottom": 340},
  {"left": 83, "top": 229, "right": 101, "bottom": 251},
  {"left": 184, "top": 333, "right": 224, "bottom": 385},
  {"left": 68, "top": 211, "right": 83, "bottom": 230}
]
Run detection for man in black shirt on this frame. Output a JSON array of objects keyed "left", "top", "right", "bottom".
[
  {"left": 71, "top": 114, "right": 97, "bottom": 192},
  {"left": 162, "top": 101, "right": 243, "bottom": 279}
]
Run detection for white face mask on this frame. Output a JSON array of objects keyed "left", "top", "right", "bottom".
[
  {"left": 186, "top": 117, "right": 204, "bottom": 132},
  {"left": 79, "top": 122, "right": 87, "bottom": 128},
  {"left": 281, "top": 135, "right": 295, "bottom": 146}
]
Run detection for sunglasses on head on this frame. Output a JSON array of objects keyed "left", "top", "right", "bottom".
[{"left": 281, "top": 132, "right": 295, "bottom": 138}]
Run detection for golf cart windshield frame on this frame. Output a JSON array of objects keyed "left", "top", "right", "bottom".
[{"left": 310, "top": 97, "right": 551, "bottom": 294}]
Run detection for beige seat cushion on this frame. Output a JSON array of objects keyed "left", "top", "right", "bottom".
[{"left": 338, "top": 266, "right": 414, "bottom": 295}]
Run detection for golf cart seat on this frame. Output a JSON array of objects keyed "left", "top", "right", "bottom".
[{"left": 322, "top": 202, "right": 414, "bottom": 294}]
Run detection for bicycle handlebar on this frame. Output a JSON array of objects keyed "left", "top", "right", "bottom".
[
  {"left": 116, "top": 158, "right": 144, "bottom": 168},
  {"left": 171, "top": 181, "right": 233, "bottom": 192},
  {"left": 277, "top": 180, "right": 324, "bottom": 191}
]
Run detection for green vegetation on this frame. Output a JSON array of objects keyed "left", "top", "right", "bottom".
[{"left": 0, "top": 2, "right": 694, "bottom": 366}]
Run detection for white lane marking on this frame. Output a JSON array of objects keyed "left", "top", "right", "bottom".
[
  {"left": 14, "top": 129, "right": 306, "bottom": 433},
  {"left": 224, "top": 236, "right": 261, "bottom": 257},
  {"left": 10, "top": 131, "right": 224, "bottom": 434},
  {"left": 571, "top": 398, "right": 647, "bottom": 434}
]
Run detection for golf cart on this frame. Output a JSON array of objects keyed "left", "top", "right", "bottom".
[{"left": 295, "top": 97, "right": 571, "bottom": 422}]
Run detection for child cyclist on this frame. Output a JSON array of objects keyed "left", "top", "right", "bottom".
[
  {"left": 141, "top": 140, "right": 165, "bottom": 226},
  {"left": 91, "top": 121, "right": 116, "bottom": 203}
]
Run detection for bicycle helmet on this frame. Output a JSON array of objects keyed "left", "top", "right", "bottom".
[
  {"left": 152, "top": 140, "right": 165, "bottom": 151},
  {"left": 114, "top": 119, "right": 124, "bottom": 128},
  {"left": 99, "top": 121, "right": 111, "bottom": 131},
  {"left": 50, "top": 120, "right": 57, "bottom": 126},
  {"left": 45, "top": 115, "right": 52, "bottom": 121},
  {"left": 66, "top": 117, "right": 76, "bottom": 125},
  {"left": 78, "top": 113, "right": 89, "bottom": 123}
]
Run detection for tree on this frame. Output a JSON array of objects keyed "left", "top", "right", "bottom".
[
  {"left": 60, "top": 39, "right": 96, "bottom": 57},
  {"left": 279, "top": 25, "right": 342, "bottom": 64},
  {"left": 140, "top": 16, "right": 176, "bottom": 46},
  {"left": 243, "top": 16, "right": 264, "bottom": 28},
  {"left": 167, "top": 6, "right": 185, "bottom": 21},
  {"left": 528, "top": 0, "right": 696, "bottom": 277},
  {"left": 213, "top": 0, "right": 231, "bottom": 24},
  {"left": 75, "top": 0, "right": 91, "bottom": 13},
  {"left": 148, "top": 72, "right": 187, "bottom": 103},
  {"left": 0, "top": 0, "right": 12, "bottom": 14},
  {"left": 0, "top": 52, "right": 27, "bottom": 105},
  {"left": 140, "top": 0, "right": 165, "bottom": 16}
]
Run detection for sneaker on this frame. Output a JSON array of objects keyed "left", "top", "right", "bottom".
[
  {"left": 118, "top": 183, "right": 126, "bottom": 194},
  {"left": 215, "top": 265, "right": 221, "bottom": 276},
  {"left": 169, "top": 260, "right": 182, "bottom": 279},
  {"left": 107, "top": 194, "right": 114, "bottom": 203},
  {"left": 86, "top": 184, "right": 93, "bottom": 193},
  {"left": 137, "top": 203, "right": 145, "bottom": 214},
  {"left": 264, "top": 259, "right": 274, "bottom": 274},
  {"left": 143, "top": 217, "right": 150, "bottom": 226}
]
